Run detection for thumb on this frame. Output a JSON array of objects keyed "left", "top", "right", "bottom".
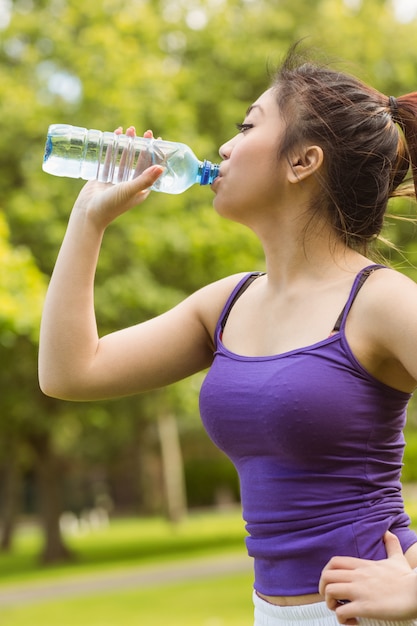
[
  {"left": 113, "top": 164, "right": 164, "bottom": 209},
  {"left": 127, "top": 164, "right": 164, "bottom": 194},
  {"left": 383, "top": 531, "right": 403, "bottom": 558}
]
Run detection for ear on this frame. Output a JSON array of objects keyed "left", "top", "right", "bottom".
[{"left": 287, "top": 145, "right": 324, "bottom": 183}]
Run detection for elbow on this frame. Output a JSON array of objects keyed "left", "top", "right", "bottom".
[
  {"left": 38, "top": 376, "right": 75, "bottom": 401},
  {"left": 38, "top": 368, "right": 86, "bottom": 402},
  {"left": 38, "top": 350, "right": 69, "bottom": 399},
  {"left": 38, "top": 350, "right": 95, "bottom": 401},
  {"left": 38, "top": 368, "right": 56, "bottom": 399},
  {"left": 38, "top": 367, "right": 109, "bottom": 402}
]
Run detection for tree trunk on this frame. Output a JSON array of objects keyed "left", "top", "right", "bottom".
[
  {"left": 137, "top": 421, "right": 164, "bottom": 515},
  {"left": 30, "top": 433, "right": 72, "bottom": 564},
  {"left": 0, "top": 450, "right": 21, "bottom": 551},
  {"left": 157, "top": 413, "right": 187, "bottom": 523}
]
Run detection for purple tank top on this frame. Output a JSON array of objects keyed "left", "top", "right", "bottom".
[{"left": 199, "top": 266, "right": 417, "bottom": 596}]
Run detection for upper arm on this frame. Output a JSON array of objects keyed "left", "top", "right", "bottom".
[
  {"left": 48, "top": 273, "right": 246, "bottom": 401},
  {"left": 351, "top": 269, "right": 417, "bottom": 392}
]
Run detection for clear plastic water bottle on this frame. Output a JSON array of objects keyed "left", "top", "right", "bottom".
[{"left": 42, "top": 124, "right": 220, "bottom": 194}]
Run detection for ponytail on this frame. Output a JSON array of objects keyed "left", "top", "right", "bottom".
[{"left": 389, "top": 92, "right": 417, "bottom": 200}]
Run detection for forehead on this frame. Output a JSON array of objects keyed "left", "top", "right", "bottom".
[{"left": 249, "top": 88, "right": 279, "bottom": 115}]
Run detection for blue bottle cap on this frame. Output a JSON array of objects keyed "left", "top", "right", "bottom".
[{"left": 199, "top": 160, "right": 220, "bottom": 185}]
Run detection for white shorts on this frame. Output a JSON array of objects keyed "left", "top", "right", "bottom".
[{"left": 253, "top": 590, "right": 417, "bottom": 626}]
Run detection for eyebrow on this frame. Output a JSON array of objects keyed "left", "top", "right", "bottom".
[{"left": 246, "top": 104, "right": 263, "bottom": 116}]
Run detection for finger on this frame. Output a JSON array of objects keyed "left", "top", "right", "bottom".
[
  {"left": 322, "top": 555, "right": 368, "bottom": 573},
  {"left": 102, "top": 127, "right": 126, "bottom": 182},
  {"left": 102, "top": 130, "right": 121, "bottom": 182},
  {"left": 133, "top": 131, "right": 154, "bottom": 178},
  {"left": 319, "top": 571, "right": 351, "bottom": 596},
  {"left": 117, "top": 134, "right": 132, "bottom": 183},
  {"left": 324, "top": 595, "right": 346, "bottom": 611},
  {"left": 335, "top": 603, "right": 359, "bottom": 625},
  {"left": 383, "top": 531, "right": 403, "bottom": 558},
  {"left": 319, "top": 557, "right": 362, "bottom": 595},
  {"left": 124, "top": 164, "right": 164, "bottom": 197},
  {"left": 95, "top": 164, "right": 163, "bottom": 219},
  {"left": 117, "top": 127, "right": 151, "bottom": 183},
  {"left": 322, "top": 582, "right": 353, "bottom": 609}
]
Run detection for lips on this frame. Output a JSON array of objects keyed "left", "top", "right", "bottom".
[{"left": 211, "top": 170, "right": 222, "bottom": 190}]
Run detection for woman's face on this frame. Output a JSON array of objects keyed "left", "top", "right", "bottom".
[{"left": 211, "top": 88, "right": 289, "bottom": 225}]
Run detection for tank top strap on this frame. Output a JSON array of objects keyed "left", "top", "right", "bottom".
[
  {"left": 332, "top": 264, "right": 386, "bottom": 333},
  {"left": 219, "top": 271, "right": 265, "bottom": 335}
]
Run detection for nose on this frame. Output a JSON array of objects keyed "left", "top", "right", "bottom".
[{"left": 219, "top": 136, "right": 235, "bottom": 160}]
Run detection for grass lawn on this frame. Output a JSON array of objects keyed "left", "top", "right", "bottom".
[
  {"left": 0, "top": 509, "right": 253, "bottom": 625},
  {"left": 0, "top": 570, "right": 255, "bottom": 626},
  {"left": 0, "top": 509, "right": 247, "bottom": 586}
]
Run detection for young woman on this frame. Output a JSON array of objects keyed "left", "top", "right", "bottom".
[{"left": 39, "top": 47, "right": 417, "bottom": 625}]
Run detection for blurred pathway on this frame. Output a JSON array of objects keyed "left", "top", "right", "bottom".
[{"left": 0, "top": 552, "right": 251, "bottom": 607}]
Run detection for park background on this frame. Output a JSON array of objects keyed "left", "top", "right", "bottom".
[{"left": 1, "top": 0, "right": 417, "bottom": 623}]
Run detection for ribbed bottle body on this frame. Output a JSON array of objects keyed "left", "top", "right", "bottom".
[{"left": 42, "top": 124, "right": 219, "bottom": 194}]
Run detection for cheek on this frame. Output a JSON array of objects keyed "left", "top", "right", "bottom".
[{"left": 213, "top": 142, "right": 282, "bottom": 216}]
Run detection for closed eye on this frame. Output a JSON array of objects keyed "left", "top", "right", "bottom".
[{"left": 235, "top": 122, "right": 254, "bottom": 133}]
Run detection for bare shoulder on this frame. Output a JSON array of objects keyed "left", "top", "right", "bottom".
[
  {"left": 187, "top": 272, "right": 252, "bottom": 345},
  {"left": 353, "top": 266, "right": 417, "bottom": 388},
  {"left": 361, "top": 266, "right": 417, "bottom": 311},
  {"left": 355, "top": 266, "right": 417, "bottom": 334}
]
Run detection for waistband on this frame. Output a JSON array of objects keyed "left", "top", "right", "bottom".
[
  {"left": 252, "top": 591, "right": 417, "bottom": 625},
  {"left": 253, "top": 591, "right": 337, "bottom": 624}
]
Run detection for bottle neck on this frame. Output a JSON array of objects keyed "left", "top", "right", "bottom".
[{"left": 198, "top": 160, "right": 220, "bottom": 185}]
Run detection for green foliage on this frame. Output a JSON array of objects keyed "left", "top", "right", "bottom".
[
  {"left": 403, "top": 429, "right": 417, "bottom": 482},
  {"left": 0, "top": 214, "right": 46, "bottom": 345},
  {"left": 185, "top": 457, "right": 240, "bottom": 507}
]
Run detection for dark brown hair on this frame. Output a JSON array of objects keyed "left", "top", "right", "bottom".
[{"left": 271, "top": 45, "right": 417, "bottom": 253}]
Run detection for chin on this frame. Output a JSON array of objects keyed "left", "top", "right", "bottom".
[{"left": 213, "top": 203, "right": 245, "bottom": 228}]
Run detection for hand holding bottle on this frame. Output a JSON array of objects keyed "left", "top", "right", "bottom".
[
  {"left": 108, "top": 126, "right": 155, "bottom": 183},
  {"left": 72, "top": 127, "right": 164, "bottom": 231}
]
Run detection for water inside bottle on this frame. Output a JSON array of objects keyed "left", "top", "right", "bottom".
[{"left": 42, "top": 124, "right": 220, "bottom": 192}]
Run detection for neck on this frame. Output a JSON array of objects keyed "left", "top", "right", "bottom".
[{"left": 256, "top": 217, "right": 367, "bottom": 288}]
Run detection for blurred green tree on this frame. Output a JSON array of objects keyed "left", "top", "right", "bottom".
[{"left": 1, "top": 0, "right": 417, "bottom": 561}]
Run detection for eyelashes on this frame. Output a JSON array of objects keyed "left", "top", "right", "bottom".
[{"left": 235, "top": 122, "right": 254, "bottom": 133}]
